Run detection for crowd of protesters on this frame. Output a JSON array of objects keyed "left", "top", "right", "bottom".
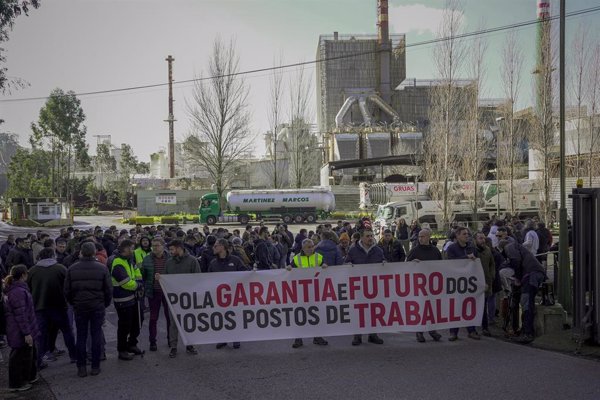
[{"left": 0, "top": 215, "right": 556, "bottom": 391}]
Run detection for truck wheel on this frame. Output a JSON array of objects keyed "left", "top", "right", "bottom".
[
  {"left": 282, "top": 215, "right": 293, "bottom": 224},
  {"left": 238, "top": 214, "right": 249, "bottom": 225},
  {"left": 206, "top": 215, "right": 217, "bottom": 225},
  {"left": 294, "top": 214, "right": 304, "bottom": 224},
  {"left": 305, "top": 214, "right": 316, "bottom": 223}
]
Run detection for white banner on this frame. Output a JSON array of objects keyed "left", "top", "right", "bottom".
[{"left": 159, "top": 260, "right": 485, "bottom": 345}]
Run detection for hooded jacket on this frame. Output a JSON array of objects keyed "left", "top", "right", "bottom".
[
  {"left": 344, "top": 241, "right": 385, "bottom": 265},
  {"left": 4, "top": 281, "right": 40, "bottom": 348},
  {"left": 165, "top": 250, "right": 201, "bottom": 275},
  {"left": 27, "top": 258, "right": 68, "bottom": 311},
  {"left": 315, "top": 239, "right": 344, "bottom": 266}
]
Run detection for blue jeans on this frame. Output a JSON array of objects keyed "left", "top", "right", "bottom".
[
  {"left": 75, "top": 308, "right": 105, "bottom": 369},
  {"left": 35, "top": 308, "right": 76, "bottom": 366}
]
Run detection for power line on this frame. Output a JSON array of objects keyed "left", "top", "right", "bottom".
[{"left": 2, "top": 5, "right": 600, "bottom": 104}]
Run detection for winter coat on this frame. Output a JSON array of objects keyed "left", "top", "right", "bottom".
[
  {"left": 446, "top": 242, "right": 478, "bottom": 260},
  {"left": 198, "top": 246, "right": 215, "bottom": 273},
  {"left": 3, "top": 281, "right": 39, "bottom": 348},
  {"left": 396, "top": 224, "right": 409, "bottom": 241},
  {"left": 292, "top": 233, "right": 307, "bottom": 254},
  {"left": 502, "top": 242, "right": 546, "bottom": 281},
  {"left": 232, "top": 245, "right": 251, "bottom": 267},
  {"left": 315, "top": 239, "right": 344, "bottom": 266},
  {"left": 64, "top": 257, "right": 112, "bottom": 313},
  {"left": 406, "top": 244, "right": 442, "bottom": 261},
  {"left": 27, "top": 259, "right": 68, "bottom": 311},
  {"left": 268, "top": 242, "right": 281, "bottom": 268},
  {"left": 166, "top": 252, "right": 201, "bottom": 275},
  {"left": 0, "top": 241, "right": 15, "bottom": 265},
  {"left": 344, "top": 241, "right": 385, "bottom": 265},
  {"left": 378, "top": 238, "right": 406, "bottom": 262},
  {"left": 208, "top": 255, "right": 248, "bottom": 272},
  {"left": 253, "top": 239, "right": 273, "bottom": 270},
  {"left": 141, "top": 251, "right": 170, "bottom": 298},
  {"left": 476, "top": 244, "right": 496, "bottom": 296},
  {"left": 6, "top": 247, "right": 34, "bottom": 269}
]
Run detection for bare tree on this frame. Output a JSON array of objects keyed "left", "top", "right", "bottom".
[
  {"left": 586, "top": 43, "right": 600, "bottom": 186},
  {"left": 184, "top": 38, "right": 253, "bottom": 206},
  {"left": 458, "top": 22, "right": 489, "bottom": 221},
  {"left": 265, "top": 53, "right": 285, "bottom": 188},
  {"left": 499, "top": 30, "right": 524, "bottom": 216},
  {"left": 569, "top": 26, "right": 590, "bottom": 180},
  {"left": 424, "top": 0, "right": 467, "bottom": 227},
  {"left": 285, "top": 64, "right": 318, "bottom": 188}
]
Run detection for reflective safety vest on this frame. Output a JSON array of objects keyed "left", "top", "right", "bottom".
[
  {"left": 134, "top": 247, "right": 149, "bottom": 266},
  {"left": 293, "top": 252, "right": 323, "bottom": 268},
  {"left": 111, "top": 256, "right": 142, "bottom": 307}
]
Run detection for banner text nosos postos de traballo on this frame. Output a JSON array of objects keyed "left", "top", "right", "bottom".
[{"left": 159, "top": 260, "right": 485, "bottom": 345}]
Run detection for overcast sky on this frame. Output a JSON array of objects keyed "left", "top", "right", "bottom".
[{"left": 1, "top": 0, "right": 599, "bottom": 162}]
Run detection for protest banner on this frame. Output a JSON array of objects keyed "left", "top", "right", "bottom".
[{"left": 159, "top": 259, "right": 485, "bottom": 345}]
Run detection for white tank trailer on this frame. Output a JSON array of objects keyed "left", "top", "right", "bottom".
[{"left": 198, "top": 188, "right": 336, "bottom": 225}]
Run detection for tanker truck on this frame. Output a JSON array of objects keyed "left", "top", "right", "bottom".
[{"left": 198, "top": 188, "right": 336, "bottom": 225}]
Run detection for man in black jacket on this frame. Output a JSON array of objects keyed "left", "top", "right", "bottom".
[
  {"left": 6, "top": 237, "right": 34, "bottom": 269},
  {"left": 254, "top": 227, "right": 274, "bottom": 270},
  {"left": 406, "top": 228, "right": 443, "bottom": 343},
  {"left": 64, "top": 242, "right": 112, "bottom": 377}
]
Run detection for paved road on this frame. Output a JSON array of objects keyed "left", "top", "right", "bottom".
[{"left": 2, "top": 307, "right": 599, "bottom": 400}]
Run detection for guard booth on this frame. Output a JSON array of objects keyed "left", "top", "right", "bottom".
[
  {"left": 571, "top": 188, "right": 600, "bottom": 344},
  {"left": 7, "top": 197, "right": 73, "bottom": 226}
]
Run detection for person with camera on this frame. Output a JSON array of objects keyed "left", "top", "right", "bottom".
[{"left": 406, "top": 228, "right": 443, "bottom": 343}]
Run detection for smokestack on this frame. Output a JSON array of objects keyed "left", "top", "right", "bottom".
[
  {"left": 377, "top": 0, "right": 389, "bottom": 44},
  {"left": 537, "top": 0, "right": 550, "bottom": 19},
  {"left": 378, "top": 0, "right": 391, "bottom": 103},
  {"left": 535, "top": 0, "right": 552, "bottom": 116}
]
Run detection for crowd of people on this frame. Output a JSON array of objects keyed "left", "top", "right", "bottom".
[{"left": 0, "top": 216, "right": 553, "bottom": 392}]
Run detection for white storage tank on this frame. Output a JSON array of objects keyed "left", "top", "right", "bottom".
[{"left": 227, "top": 188, "right": 336, "bottom": 213}]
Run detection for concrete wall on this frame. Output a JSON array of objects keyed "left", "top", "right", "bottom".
[{"left": 136, "top": 190, "right": 210, "bottom": 216}]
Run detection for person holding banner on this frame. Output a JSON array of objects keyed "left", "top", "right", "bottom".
[
  {"left": 288, "top": 239, "right": 329, "bottom": 348},
  {"left": 163, "top": 240, "right": 201, "bottom": 358},
  {"left": 405, "top": 228, "right": 443, "bottom": 343},
  {"left": 344, "top": 230, "right": 385, "bottom": 346},
  {"left": 209, "top": 238, "right": 248, "bottom": 349},
  {"left": 446, "top": 227, "right": 481, "bottom": 341}
]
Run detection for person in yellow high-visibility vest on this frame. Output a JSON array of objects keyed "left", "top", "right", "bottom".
[{"left": 288, "top": 239, "right": 328, "bottom": 349}]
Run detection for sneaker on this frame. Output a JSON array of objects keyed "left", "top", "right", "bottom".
[
  {"left": 416, "top": 332, "right": 426, "bottom": 343},
  {"left": 216, "top": 343, "right": 228, "bottom": 349},
  {"left": 43, "top": 353, "right": 58, "bottom": 362},
  {"left": 30, "top": 375, "right": 39, "bottom": 384},
  {"left": 118, "top": 351, "right": 134, "bottom": 361},
  {"left": 368, "top": 334, "right": 384, "bottom": 345},
  {"left": 169, "top": 348, "right": 177, "bottom": 358},
  {"left": 9, "top": 383, "right": 32, "bottom": 392},
  {"left": 481, "top": 329, "right": 492, "bottom": 337},
  {"left": 127, "top": 346, "right": 143, "bottom": 355},
  {"left": 430, "top": 331, "right": 442, "bottom": 342},
  {"left": 186, "top": 345, "right": 198, "bottom": 355},
  {"left": 468, "top": 331, "right": 481, "bottom": 340},
  {"left": 53, "top": 348, "right": 66, "bottom": 356},
  {"left": 233, "top": 342, "right": 240, "bottom": 349},
  {"left": 352, "top": 335, "right": 362, "bottom": 346},
  {"left": 90, "top": 368, "right": 101, "bottom": 376},
  {"left": 78, "top": 367, "right": 88, "bottom": 378},
  {"left": 292, "top": 339, "right": 303, "bottom": 348},
  {"left": 448, "top": 334, "right": 458, "bottom": 342},
  {"left": 149, "top": 343, "right": 158, "bottom": 352},
  {"left": 313, "top": 337, "right": 328, "bottom": 346},
  {"left": 514, "top": 334, "right": 534, "bottom": 344}
]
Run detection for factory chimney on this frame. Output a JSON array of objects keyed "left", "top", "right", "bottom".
[
  {"left": 535, "top": 0, "right": 552, "bottom": 116},
  {"left": 378, "top": 0, "right": 392, "bottom": 103}
]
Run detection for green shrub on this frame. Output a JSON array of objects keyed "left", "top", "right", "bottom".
[
  {"left": 160, "top": 216, "right": 181, "bottom": 224},
  {"left": 135, "top": 217, "right": 155, "bottom": 225}
]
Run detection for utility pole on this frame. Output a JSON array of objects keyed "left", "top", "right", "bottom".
[
  {"left": 165, "top": 55, "right": 176, "bottom": 179},
  {"left": 558, "top": 0, "right": 571, "bottom": 313}
]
